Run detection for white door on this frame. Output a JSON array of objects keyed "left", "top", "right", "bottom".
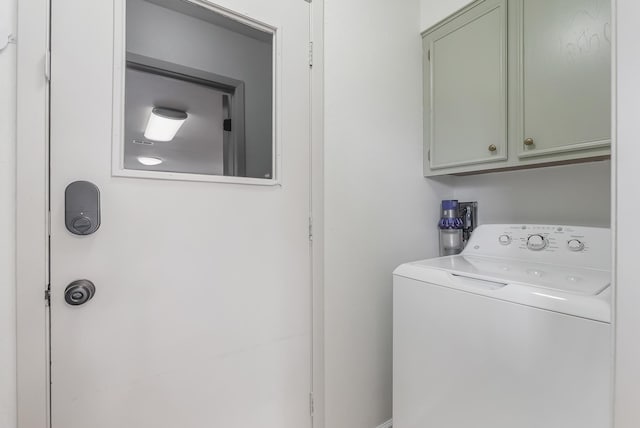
[{"left": 49, "top": 0, "right": 312, "bottom": 427}]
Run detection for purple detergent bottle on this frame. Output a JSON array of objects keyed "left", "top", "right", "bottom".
[{"left": 438, "top": 200, "right": 464, "bottom": 256}]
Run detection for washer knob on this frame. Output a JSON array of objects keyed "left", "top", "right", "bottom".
[
  {"left": 527, "top": 234, "right": 547, "bottom": 251},
  {"left": 567, "top": 239, "right": 585, "bottom": 252},
  {"left": 498, "top": 234, "right": 511, "bottom": 245}
]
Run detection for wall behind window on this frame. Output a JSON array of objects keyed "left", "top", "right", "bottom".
[
  {"left": 0, "top": 0, "right": 17, "bottom": 427},
  {"left": 127, "top": 0, "right": 273, "bottom": 179}
]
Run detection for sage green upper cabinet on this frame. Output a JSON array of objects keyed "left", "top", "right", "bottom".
[
  {"left": 422, "top": 0, "right": 611, "bottom": 176},
  {"left": 423, "top": 0, "right": 508, "bottom": 171},
  {"left": 515, "top": 0, "right": 611, "bottom": 159}
]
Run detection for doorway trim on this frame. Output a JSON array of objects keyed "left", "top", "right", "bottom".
[
  {"left": 310, "top": 3, "right": 325, "bottom": 428},
  {"left": 16, "top": 0, "right": 50, "bottom": 426},
  {"left": 15, "top": 1, "right": 325, "bottom": 428}
]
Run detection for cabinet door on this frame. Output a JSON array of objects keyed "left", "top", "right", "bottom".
[
  {"left": 517, "top": 0, "right": 611, "bottom": 158},
  {"left": 424, "top": 0, "right": 507, "bottom": 172}
]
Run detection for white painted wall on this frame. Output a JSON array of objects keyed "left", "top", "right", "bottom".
[
  {"left": 613, "top": 0, "right": 640, "bottom": 426},
  {"left": 420, "top": 0, "right": 473, "bottom": 31},
  {"left": 324, "top": 1, "right": 452, "bottom": 427},
  {"left": 0, "top": 0, "right": 17, "bottom": 427},
  {"left": 452, "top": 161, "right": 611, "bottom": 226}
]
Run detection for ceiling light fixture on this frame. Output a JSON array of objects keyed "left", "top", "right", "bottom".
[
  {"left": 143, "top": 107, "right": 188, "bottom": 142},
  {"left": 137, "top": 156, "right": 163, "bottom": 166}
]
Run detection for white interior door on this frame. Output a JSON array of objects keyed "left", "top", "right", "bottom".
[{"left": 49, "top": 0, "right": 312, "bottom": 427}]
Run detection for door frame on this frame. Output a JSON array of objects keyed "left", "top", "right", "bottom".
[
  {"left": 16, "top": 0, "right": 50, "bottom": 426},
  {"left": 15, "top": 0, "right": 325, "bottom": 427}
]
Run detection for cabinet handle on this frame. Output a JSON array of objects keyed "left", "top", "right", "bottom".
[
  {"left": 488, "top": 144, "right": 497, "bottom": 152},
  {"left": 524, "top": 138, "right": 534, "bottom": 146}
]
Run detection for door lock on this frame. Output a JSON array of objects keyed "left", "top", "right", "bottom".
[
  {"left": 64, "top": 279, "right": 96, "bottom": 306},
  {"left": 65, "top": 181, "right": 101, "bottom": 235}
]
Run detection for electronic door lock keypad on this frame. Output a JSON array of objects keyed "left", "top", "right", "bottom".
[{"left": 65, "top": 181, "right": 101, "bottom": 235}]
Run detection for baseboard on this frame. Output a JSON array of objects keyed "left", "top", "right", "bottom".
[{"left": 375, "top": 419, "right": 392, "bottom": 428}]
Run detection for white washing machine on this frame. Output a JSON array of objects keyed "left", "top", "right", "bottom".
[{"left": 393, "top": 224, "right": 611, "bottom": 428}]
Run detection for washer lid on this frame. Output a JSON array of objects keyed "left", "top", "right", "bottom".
[
  {"left": 393, "top": 255, "right": 611, "bottom": 323},
  {"left": 407, "top": 255, "right": 611, "bottom": 296}
]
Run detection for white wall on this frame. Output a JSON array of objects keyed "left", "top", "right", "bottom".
[
  {"left": 0, "top": 0, "right": 17, "bottom": 427},
  {"left": 420, "top": 0, "right": 473, "bottom": 31},
  {"left": 452, "top": 161, "right": 611, "bottom": 226},
  {"left": 614, "top": 0, "right": 640, "bottom": 425},
  {"left": 324, "top": 0, "right": 452, "bottom": 427}
]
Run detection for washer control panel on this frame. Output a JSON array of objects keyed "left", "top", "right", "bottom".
[
  {"left": 464, "top": 224, "right": 611, "bottom": 271},
  {"left": 491, "top": 225, "right": 591, "bottom": 253}
]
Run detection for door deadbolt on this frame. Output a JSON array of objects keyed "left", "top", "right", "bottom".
[
  {"left": 64, "top": 280, "right": 96, "bottom": 306},
  {"left": 65, "top": 181, "right": 101, "bottom": 235}
]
